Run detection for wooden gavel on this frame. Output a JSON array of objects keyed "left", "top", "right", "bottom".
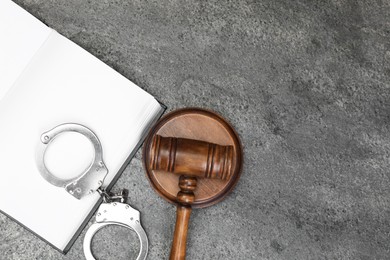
[{"left": 149, "top": 135, "right": 234, "bottom": 260}]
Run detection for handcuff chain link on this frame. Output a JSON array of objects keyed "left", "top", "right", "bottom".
[{"left": 97, "top": 188, "right": 128, "bottom": 203}]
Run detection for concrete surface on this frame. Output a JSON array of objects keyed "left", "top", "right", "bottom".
[{"left": 1, "top": 0, "right": 390, "bottom": 259}]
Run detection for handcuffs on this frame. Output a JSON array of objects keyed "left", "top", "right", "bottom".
[{"left": 36, "top": 123, "right": 148, "bottom": 260}]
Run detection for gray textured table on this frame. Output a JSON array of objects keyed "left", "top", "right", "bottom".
[{"left": 1, "top": 0, "right": 390, "bottom": 259}]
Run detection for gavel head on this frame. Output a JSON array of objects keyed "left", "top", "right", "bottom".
[{"left": 150, "top": 135, "right": 234, "bottom": 180}]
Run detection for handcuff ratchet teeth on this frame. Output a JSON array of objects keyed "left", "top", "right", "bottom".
[{"left": 36, "top": 123, "right": 108, "bottom": 199}]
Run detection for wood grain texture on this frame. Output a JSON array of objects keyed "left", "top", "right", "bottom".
[
  {"left": 170, "top": 205, "right": 192, "bottom": 260},
  {"left": 150, "top": 135, "right": 234, "bottom": 180},
  {"left": 143, "top": 108, "right": 243, "bottom": 208},
  {"left": 169, "top": 176, "right": 196, "bottom": 260},
  {"left": 143, "top": 108, "right": 243, "bottom": 260}
]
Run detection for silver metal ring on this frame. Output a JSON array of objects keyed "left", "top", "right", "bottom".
[
  {"left": 36, "top": 123, "right": 108, "bottom": 199},
  {"left": 83, "top": 202, "right": 148, "bottom": 260}
]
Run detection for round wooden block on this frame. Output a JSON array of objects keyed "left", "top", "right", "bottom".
[{"left": 143, "top": 108, "right": 243, "bottom": 208}]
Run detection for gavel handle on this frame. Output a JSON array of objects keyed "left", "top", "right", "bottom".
[
  {"left": 170, "top": 205, "right": 192, "bottom": 260},
  {"left": 170, "top": 175, "right": 197, "bottom": 260}
]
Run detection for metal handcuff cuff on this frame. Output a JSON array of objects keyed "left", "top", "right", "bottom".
[{"left": 36, "top": 123, "right": 148, "bottom": 260}]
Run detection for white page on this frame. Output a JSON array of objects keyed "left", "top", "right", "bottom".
[
  {"left": 0, "top": 29, "right": 162, "bottom": 251},
  {"left": 0, "top": 0, "right": 51, "bottom": 100}
]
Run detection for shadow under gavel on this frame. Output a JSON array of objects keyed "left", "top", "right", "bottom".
[{"left": 150, "top": 135, "right": 234, "bottom": 260}]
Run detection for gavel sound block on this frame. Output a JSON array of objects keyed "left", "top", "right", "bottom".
[{"left": 143, "top": 108, "right": 243, "bottom": 260}]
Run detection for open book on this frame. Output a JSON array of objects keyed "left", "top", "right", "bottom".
[{"left": 0, "top": 0, "right": 164, "bottom": 253}]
